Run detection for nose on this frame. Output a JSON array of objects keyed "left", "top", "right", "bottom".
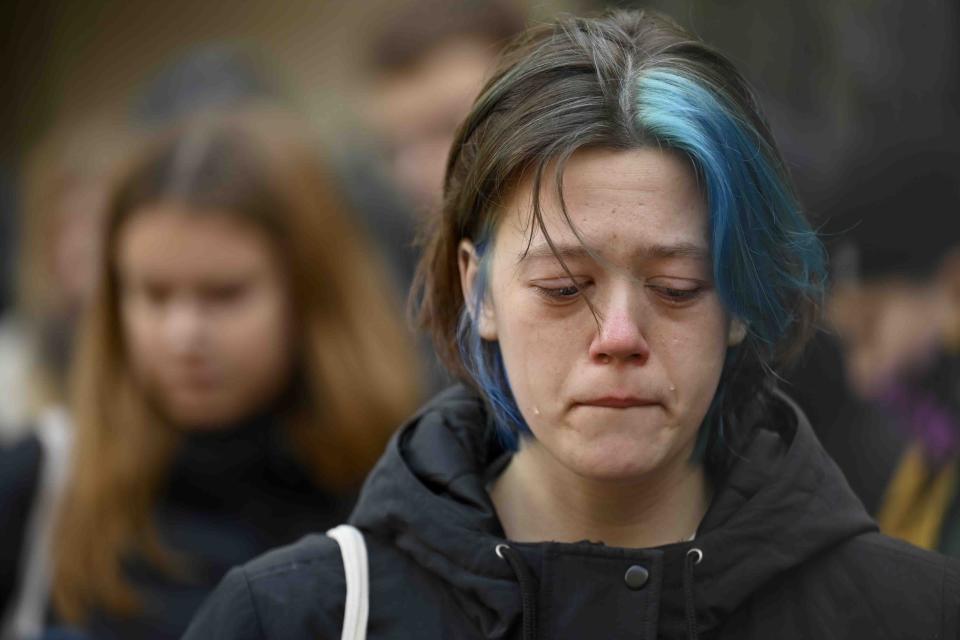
[
  {"left": 588, "top": 286, "right": 650, "bottom": 365},
  {"left": 164, "top": 299, "right": 207, "bottom": 356}
]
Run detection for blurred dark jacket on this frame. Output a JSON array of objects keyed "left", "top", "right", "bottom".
[{"left": 0, "top": 413, "right": 354, "bottom": 640}]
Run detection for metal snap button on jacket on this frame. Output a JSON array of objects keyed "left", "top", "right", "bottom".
[{"left": 623, "top": 564, "right": 649, "bottom": 590}]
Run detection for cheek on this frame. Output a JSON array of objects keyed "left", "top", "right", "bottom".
[
  {"left": 120, "top": 304, "right": 162, "bottom": 376},
  {"left": 493, "top": 290, "right": 586, "bottom": 411},
  {"left": 656, "top": 307, "right": 730, "bottom": 401},
  {"left": 218, "top": 294, "right": 292, "bottom": 381},
  {"left": 658, "top": 323, "right": 727, "bottom": 366}
]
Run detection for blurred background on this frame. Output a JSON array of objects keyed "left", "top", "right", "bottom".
[
  {"left": 2, "top": 0, "right": 957, "bottom": 328},
  {"left": 0, "top": 0, "right": 958, "bottom": 634},
  {"left": 2, "top": 0, "right": 958, "bottom": 307}
]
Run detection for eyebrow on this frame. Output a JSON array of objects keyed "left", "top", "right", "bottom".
[{"left": 520, "top": 241, "right": 709, "bottom": 263}]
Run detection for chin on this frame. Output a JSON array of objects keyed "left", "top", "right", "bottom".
[
  {"left": 164, "top": 400, "right": 243, "bottom": 431},
  {"left": 561, "top": 437, "right": 670, "bottom": 483}
]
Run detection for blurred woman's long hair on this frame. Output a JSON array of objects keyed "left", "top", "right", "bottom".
[{"left": 52, "top": 107, "right": 423, "bottom": 622}]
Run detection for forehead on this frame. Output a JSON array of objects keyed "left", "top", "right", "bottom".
[
  {"left": 116, "top": 204, "right": 279, "bottom": 279},
  {"left": 495, "top": 147, "right": 709, "bottom": 261}
]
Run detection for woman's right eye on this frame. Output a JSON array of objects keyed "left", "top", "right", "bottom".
[
  {"left": 534, "top": 279, "right": 588, "bottom": 301},
  {"left": 143, "top": 284, "right": 171, "bottom": 305},
  {"left": 542, "top": 285, "right": 580, "bottom": 298}
]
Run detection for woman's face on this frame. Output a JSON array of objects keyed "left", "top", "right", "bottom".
[
  {"left": 461, "top": 147, "right": 742, "bottom": 481},
  {"left": 117, "top": 204, "right": 294, "bottom": 430}
]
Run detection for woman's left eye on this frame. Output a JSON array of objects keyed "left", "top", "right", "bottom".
[
  {"left": 650, "top": 285, "right": 703, "bottom": 303},
  {"left": 205, "top": 284, "right": 248, "bottom": 303}
]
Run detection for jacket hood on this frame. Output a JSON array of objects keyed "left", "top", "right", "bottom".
[{"left": 349, "top": 384, "right": 877, "bottom": 637}]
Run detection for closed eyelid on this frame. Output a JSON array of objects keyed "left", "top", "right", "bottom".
[
  {"left": 646, "top": 282, "right": 709, "bottom": 305},
  {"left": 646, "top": 278, "right": 706, "bottom": 288},
  {"left": 518, "top": 257, "right": 594, "bottom": 280},
  {"left": 645, "top": 270, "right": 712, "bottom": 285},
  {"left": 521, "top": 255, "right": 710, "bottom": 286},
  {"left": 532, "top": 275, "right": 589, "bottom": 284}
]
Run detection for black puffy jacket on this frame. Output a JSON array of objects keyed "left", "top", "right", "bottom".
[{"left": 185, "top": 385, "right": 960, "bottom": 639}]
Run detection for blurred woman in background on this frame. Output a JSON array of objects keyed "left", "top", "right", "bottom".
[{"left": 0, "top": 107, "right": 422, "bottom": 639}]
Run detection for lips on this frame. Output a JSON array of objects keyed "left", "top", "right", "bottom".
[
  {"left": 166, "top": 369, "right": 222, "bottom": 390},
  {"left": 576, "top": 396, "right": 660, "bottom": 409}
]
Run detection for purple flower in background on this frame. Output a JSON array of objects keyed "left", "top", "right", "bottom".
[{"left": 879, "top": 382, "right": 960, "bottom": 467}]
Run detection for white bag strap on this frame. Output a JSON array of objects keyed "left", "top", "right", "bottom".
[
  {"left": 326, "top": 524, "right": 369, "bottom": 640},
  {"left": 1, "top": 407, "right": 72, "bottom": 640}
]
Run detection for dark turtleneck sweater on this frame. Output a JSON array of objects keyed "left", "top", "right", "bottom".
[{"left": 0, "top": 411, "right": 356, "bottom": 640}]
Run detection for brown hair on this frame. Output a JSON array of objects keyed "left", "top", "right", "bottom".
[{"left": 52, "top": 107, "right": 423, "bottom": 621}]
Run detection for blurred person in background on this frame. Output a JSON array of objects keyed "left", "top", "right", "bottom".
[
  {"left": 0, "top": 118, "right": 133, "bottom": 442},
  {"left": 829, "top": 251, "right": 960, "bottom": 555},
  {"left": 337, "top": 0, "right": 527, "bottom": 395},
  {"left": 340, "top": 0, "right": 526, "bottom": 291},
  {"left": 132, "top": 43, "right": 283, "bottom": 130},
  {"left": 186, "top": 10, "right": 958, "bottom": 639},
  {"left": 824, "top": 150, "right": 960, "bottom": 556},
  {"left": 363, "top": 0, "right": 526, "bottom": 217},
  {"left": 0, "top": 107, "right": 422, "bottom": 639}
]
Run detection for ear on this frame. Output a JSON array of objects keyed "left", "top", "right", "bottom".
[
  {"left": 458, "top": 239, "right": 498, "bottom": 340},
  {"left": 728, "top": 317, "right": 748, "bottom": 347}
]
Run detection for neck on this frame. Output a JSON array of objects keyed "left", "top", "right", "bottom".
[{"left": 490, "top": 440, "right": 710, "bottom": 548}]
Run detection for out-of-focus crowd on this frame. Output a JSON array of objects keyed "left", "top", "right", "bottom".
[{"left": 0, "top": 0, "right": 957, "bottom": 638}]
